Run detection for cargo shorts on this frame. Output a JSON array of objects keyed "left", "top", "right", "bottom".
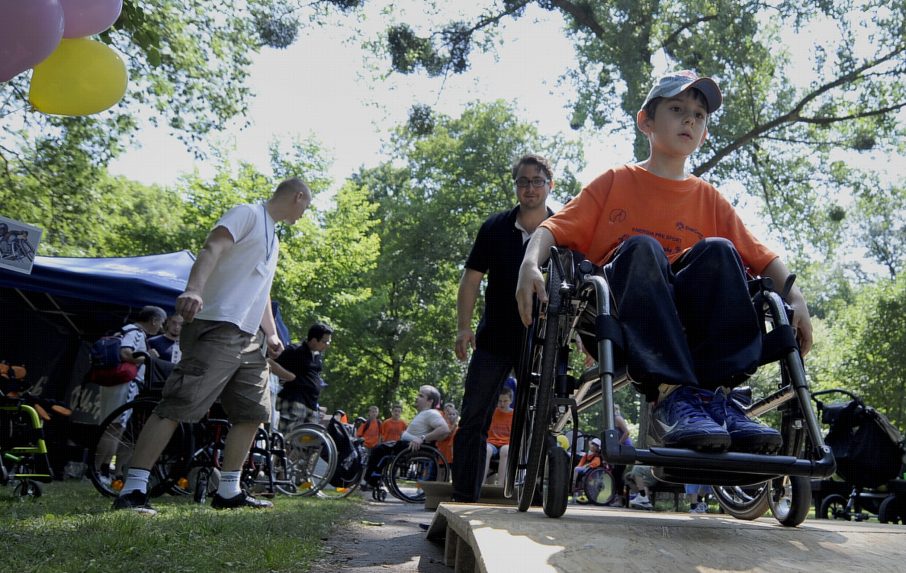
[{"left": 154, "top": 319, "right": 271, "bottom": 424}]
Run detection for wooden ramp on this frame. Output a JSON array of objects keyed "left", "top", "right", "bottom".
[{"left": 426, "top": 503, "right": 906, "bottom": 573}]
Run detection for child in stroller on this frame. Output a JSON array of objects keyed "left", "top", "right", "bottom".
[{"left": 812, "top": 389, "right": 906, "bottom": 522}]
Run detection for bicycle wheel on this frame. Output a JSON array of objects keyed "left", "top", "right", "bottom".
[
  {"left": 584, "top": 467, "right": 616, "bottom": 506},
  {"left": 386, "top": 445, "right": 449, "bottom": 503},
  {"left": 713, "top": 482, "right": 770, "bottom": 520},
  {"left": 768, "top": 475, "right": 811, "bottom": 527},
  {"left": 542, "top": 438, "right": 569, "bottom": 518},
  {"left": 87, "top": 399, "right": 193, "bottom": 498},
  {"left": 281, "top": 425, "right": 337, "bottom": 497},
  {"left": 516, "top": 260, "right": 563, "bottom": 512}
]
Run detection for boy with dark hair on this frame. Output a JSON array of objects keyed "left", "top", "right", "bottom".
[
  {"left": 270, "top": 322, "right": 334, "bottom": 435},
  {"left": 516, "top": 70, "right": 812, "bottom": 454}
]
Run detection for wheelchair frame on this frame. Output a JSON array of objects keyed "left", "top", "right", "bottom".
[{"left": 504, "top": 247, "right": 836, "bottom": 524}]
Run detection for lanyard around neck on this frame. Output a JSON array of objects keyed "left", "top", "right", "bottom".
[{"left": 263, "top": 204, "right": 275, "bottom": 262}]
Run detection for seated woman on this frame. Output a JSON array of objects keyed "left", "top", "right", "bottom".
[{"left": 484, "top": 387, "right": 514, "bottom": 486}]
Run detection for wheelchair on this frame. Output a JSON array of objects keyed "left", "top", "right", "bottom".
[
  {"left": 503, "top": 247, "right": 836, "bottom": 524},
  {"left": 369, "top": 442, "right": 450, "bottom": 503}
]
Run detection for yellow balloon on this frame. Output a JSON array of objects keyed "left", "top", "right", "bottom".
[{"left": 29, "top": 38, "right": 127, "bottom": 116}]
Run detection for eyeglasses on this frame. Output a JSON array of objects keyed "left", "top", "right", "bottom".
[{"left": 514, "top": 177, "right": 549, "bottom": 189}]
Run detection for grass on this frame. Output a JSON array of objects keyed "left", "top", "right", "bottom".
[{"left": 0, "top": 480, "right": 360, "bottom": 573}]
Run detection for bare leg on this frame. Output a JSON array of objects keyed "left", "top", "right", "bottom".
[
  {"left": 221, "top": 421, "right": 260, "bottom": 471},
  {"left": 496, "top": 446, "right": 509, "bottom": 485},
  {"left": 129, "top": 414, "right": 179, "bottom": 470}
]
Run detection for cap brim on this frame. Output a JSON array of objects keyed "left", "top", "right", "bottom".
[{"left": 688, "top": 78, "right": 722, "bottom": 113}]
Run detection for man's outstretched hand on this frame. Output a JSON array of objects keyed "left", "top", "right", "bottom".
[{"left": 515, "top": 264, "right": 546, "bottom": 327}]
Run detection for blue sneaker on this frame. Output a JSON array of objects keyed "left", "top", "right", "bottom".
[
  {"left": 648, "top": 386, "right": 730, "bottom": 451},
  {"left": 708, "top": 387, "right": 783, "bottom": 454}
]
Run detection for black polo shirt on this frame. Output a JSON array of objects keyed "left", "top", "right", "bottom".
[
  {"left": 465, "top": 205, "right": 553, "bottom": 362},
  {"left": 276, "top": 342, "right": 324, "bottom": 410}
]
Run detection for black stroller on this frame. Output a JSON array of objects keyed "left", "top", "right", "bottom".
[{"left": 812, "top": 389, "right": 906, "bottom": 523}]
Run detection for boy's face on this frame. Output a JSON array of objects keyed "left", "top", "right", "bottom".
[
  {"left": 392, "top": 406, "right": 402, "bottom": 419},
  {"left": 497, "top": 392, "right": 512, "bottom": 410},
  {"left": 637, "top": 90, "right": 709, "bottom": 159},
  {"left": 368, "top": 406, "right": 379, "bottom": 418}
]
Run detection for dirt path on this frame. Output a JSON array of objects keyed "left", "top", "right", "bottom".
[{"left": 308, "top": 492, "right": 449, "bottom": 572}]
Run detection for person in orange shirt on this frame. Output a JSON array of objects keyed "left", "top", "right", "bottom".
[
  {"left": 517, "top": 70, "right": 811, "bottom": 456},
  {"left": 573, "top": 438, "right": 604, "bottom": 502},
  {"left": 381, "top": 403, "right": 408, "bottom": 443},
  {"left": 355, "top": 406, "right": 382, "bottom": 451},
  {"left": 436, "top": 403, "right": 459, "bottom": 464},
  {"left": 484, "top": 388, "right": 514, "bottom": 485}
]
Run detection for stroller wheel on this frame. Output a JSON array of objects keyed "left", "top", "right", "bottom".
[{"left": 819, "top": 494, "right": 851, "bottom": 520}]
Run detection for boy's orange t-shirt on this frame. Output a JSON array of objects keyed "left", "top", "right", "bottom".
[
  {"left": 382, "top": 418, "right": 408, "bottom": 443},
  {"left": 487, "top": 408, "right": 514, "bottom": 448},
  {"left": 355, "top": 419, "right": 382, "bottom": 449},
  {"left": 436, "top": 426, "right": 457, "bottom": 463},
  {"left": 540, "top": 164, "right": 777, "bottom": 274},
  {"left": 577, "top": 452, "right": 602, "bottom": 469}
]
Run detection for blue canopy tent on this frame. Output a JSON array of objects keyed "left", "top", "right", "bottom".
[{"left": 0, "top": 251, "right": 292, "bottom": 476}]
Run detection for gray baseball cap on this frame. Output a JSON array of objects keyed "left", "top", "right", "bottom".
[{"left": 640, "top": 70, "right": 722, "bottom": 114}]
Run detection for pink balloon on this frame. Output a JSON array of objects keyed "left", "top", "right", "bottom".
[
  {"left": 0, "top": 0, "right": 64, "bottom": 82},
  {"left": 60, "top": 0, "right": 123, "bottom": 38}
]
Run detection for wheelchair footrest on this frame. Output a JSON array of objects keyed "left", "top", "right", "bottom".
[{"left": 604, "top": 443, "right": 835, "bottom": 480}]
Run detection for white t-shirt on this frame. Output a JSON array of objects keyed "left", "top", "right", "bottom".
[
  {"left": 119, "top": 324, "right": 147, "bottom": 383},
  {"left": 402, "top": 408, "right": 447, "bottom": 442},
  {"left": 195, "top": 203, "right": 279, "bottom": 334}
]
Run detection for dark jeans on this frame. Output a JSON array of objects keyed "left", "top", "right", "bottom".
[
  {"left": 451, "top": 348, "right": 515, "bottom": 501},
  {"left": 365, "top": 441, "right": 408, "bottom": 486},
  {"left": 602, "top": 235, "right": 761, "bottom": 402}
]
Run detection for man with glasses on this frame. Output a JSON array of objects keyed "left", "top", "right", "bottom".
[{"left": 451, "top": 153, "right": 555, "bottom": 503}]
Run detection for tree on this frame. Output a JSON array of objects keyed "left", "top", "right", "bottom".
[
  {"left": 809, "top": 275, "right": 906, "bottom": 430},
  {"left": 379, "top": 0, "right": 906, "bottom": 262},
  {"left": 334, "top": 101, "right": 583, "bottom": 412},
  {"left": 0, "top": 0, "right": 367, "bottom": 247}
]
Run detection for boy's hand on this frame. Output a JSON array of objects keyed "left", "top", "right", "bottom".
[
  {"left": 516, "top": 264, "right": 547, "bottom": 326},
  {"left": 788, "top": 294, "right": 813, "bottom": 356}
]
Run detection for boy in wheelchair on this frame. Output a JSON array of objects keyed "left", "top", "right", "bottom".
[{"left": 516, "top": 70, "right": 813, "bottom": 455}]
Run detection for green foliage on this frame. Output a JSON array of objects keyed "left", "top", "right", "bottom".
[
  {"left": 809, "top": 275, "right": 906, "bottom": 430},
  {"left": 376, "top": 0, "right": 906, "bottom": 266}
]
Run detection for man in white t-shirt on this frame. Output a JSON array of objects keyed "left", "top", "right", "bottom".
[
  {"left": 363, "top": 385, "right": 450, "bottom": 487},
  {"left": 113, "top": 177, "right": 312, "bottom": 515}
]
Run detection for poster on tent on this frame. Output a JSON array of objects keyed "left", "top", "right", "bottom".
[{"left": 0, "top": 216, "right": 42, "bottom": 275}]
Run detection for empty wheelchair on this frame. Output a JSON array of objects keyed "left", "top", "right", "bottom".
[{"left": 504, "top": 247, "right": 836, "bottom": 525}]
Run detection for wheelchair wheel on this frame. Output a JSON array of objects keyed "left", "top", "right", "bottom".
[
  {"left": 87, "top": 399, "right": 193, "bottom": 498},
  {"left": 317, "top": 451, "right": 364, "bottom": 500},
  {"left": 515, "top": 262, "right": 565, "bottom": 512},
  {"left": 281, "top": 425, "right": 338, "bottom": 497},
  {"left": 584, "top": 467, "right": 616, "bottom": 506},
  {"left": 385, "top": 445, "right": 449, "bottom": 503},
  {"left": 820, "top": 493, "right": 851, "bottom": 520},
  {"left": 767, "top": 475, "right": 811, "bottom": 527},
  {"left": 879, "top": 496, "right": 904, "bottom": 525},
  {"left": 190, "top": 466, "right": 220, "bottom": 504},
  {"left": 13, "top": 479, "right": 42, "bottom": 499},
  {"left": 713, "top": 482, "right": 770, "bottom": 520},
  {"left": 542, "top": 438, "right": 570, "bottom": 518}
]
